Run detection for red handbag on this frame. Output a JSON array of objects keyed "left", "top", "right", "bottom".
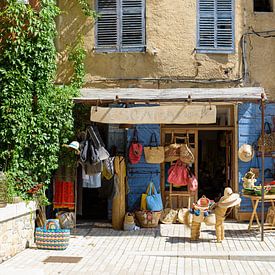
[
  {"left": 129, "top": 129, "right": 143, "bottom": 164},
  {"left": 167, "top": 160, "right": 188, "bottom": 186}
]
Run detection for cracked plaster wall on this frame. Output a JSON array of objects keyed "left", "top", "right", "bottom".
[
  {"left": 245, "top": 0, "right": 275, "bottom": 100},
  {"left": 56, "top": 0, "right": 243, "bottom": 89}
]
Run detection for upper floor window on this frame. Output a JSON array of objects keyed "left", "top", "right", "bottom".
[
  {"left": 95, "top": 0, "right": 146, "bottom": 52},
  {"left": 197, "top": 0, "right": 234, "bottom": 54},
  {"left": 254, "top": 0, "right": 273, "bottom": 12}
]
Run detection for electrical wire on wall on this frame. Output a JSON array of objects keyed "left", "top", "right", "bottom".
[{"left": 241, "top": 27, "right": 275, "bottom": 85}]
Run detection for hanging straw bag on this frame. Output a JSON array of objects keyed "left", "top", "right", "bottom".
[
  {"left": 164, "top": 132, "right": 181, "bottom": 162},
  {"left": 179, "top": 134, "right": 194, "bottom": 164},
  {"left": 257, "top": 122, "right": 275, "bottom": 153},
  {"left": 144, "top": 133, "right": 164, "bottom": 164}
]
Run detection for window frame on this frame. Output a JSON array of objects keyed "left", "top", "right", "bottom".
[
  {"left": 196, "top": 0, "right": 235, "bottom": 54},
  {"left": 95, "top": 0, "right": 146, "bottom": 53}
]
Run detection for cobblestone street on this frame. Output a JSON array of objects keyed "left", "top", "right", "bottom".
[{"left": 0, "top": 221, "right": 275, "bottom": 274}]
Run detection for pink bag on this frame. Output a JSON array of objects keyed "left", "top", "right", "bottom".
[
  {"left": 167, "top": 160, "right": 188, "bottom": 186},
  {"left": 187, "top": 169, "right": 198, "bottom": 191}
]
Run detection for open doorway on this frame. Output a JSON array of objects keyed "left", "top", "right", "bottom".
[
  {"left": 76, "top": 123, "right": 113, "bottom": 226},
  {"left": 198, "top": 130, "right": 232, "bottom": 202}
]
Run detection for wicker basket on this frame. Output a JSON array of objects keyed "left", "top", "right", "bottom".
[
  {"left": 135, "top": 210, "right": 161, "bottom": 228},
  {"left": 35, "top": 227, "right": 70, "bottom": 250}
]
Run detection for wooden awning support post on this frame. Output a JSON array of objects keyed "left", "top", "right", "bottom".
[{"left": 261, "top": 93, "right": 265, "bottom": 241}]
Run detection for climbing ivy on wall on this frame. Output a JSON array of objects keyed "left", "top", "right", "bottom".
[{"left": 0, "top": 0, "right": 90, "bottom": 204}]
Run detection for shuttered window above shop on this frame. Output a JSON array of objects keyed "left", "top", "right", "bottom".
[
  {"left": 96, "top": 0, "right": 145, "bottom": 52},
  {"left": 197, "top": 0, "right": 234, "bottom": 53}
]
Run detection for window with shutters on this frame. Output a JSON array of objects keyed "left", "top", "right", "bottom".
[
  {"left": 197, "top": 0, "right": 234, "bottom": 53},
  {"left": 96, "top": 0, "right": 145, "bottom": 52}
]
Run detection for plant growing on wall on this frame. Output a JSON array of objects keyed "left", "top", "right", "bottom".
[{"left": 0, "top": 0, "right": 90, "bottom": 204}]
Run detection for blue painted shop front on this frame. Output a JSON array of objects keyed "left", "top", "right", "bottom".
[
  {"left": 107, "top": 102, "right": 274, "bottom": 218},
  {"left": 238, "top": 103, "right": 275, "bottom": 213}
]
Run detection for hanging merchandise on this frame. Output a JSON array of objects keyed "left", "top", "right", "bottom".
[
  {"left": 87, "top": 125, "right": 110, "bottom": 161},
  {"left": 167, "top": 160, "right": 189, "bottom": 186},
  {"left": 129, "top": 128, "right": 143, "bottom": 164},
  {"left": 144, "top": 133, "right": 164, "bottom": 164},
  {"left": 102, "top": 157, "right": 115, "bottom": 180},
  {"left": 164, "top": 132, "right": 181, "bottom": 162},
  {"left": 238, "top": 144, "right": 254, "bottom": 162},
  {"left": 145, "top": 182, "right": 163, "bottom": 211},
  {"left": 53, "top": 180, "right": 75, "bottom": 210},
  {"left": 80, "top": 138, "right": 102, "bottom": 175},
  {"left": 257, "top": 122, "right": 275, "bottom": 153},
  {"left": 188, "top": 169, "right": 198, "bottom": 191},
  {"left": 82, "top": 168, "right": 101, "bottom": 188},
  {"left": 179, "top": 134, "right": 194, "bottom": 164}
]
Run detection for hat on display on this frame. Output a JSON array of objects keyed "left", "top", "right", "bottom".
[
  {"left": 238, "top": 144, "right": 254, "bottom": 162},
  {"left": 218, "top": 187, "right": 241, "bottom": 209},
  {"left": 63, "top": 141, "right": 80, "bottom": 154}
]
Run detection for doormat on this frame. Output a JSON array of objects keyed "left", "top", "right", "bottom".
[{"left": 43, "top": 256, "right": 82, "bottom": 263}]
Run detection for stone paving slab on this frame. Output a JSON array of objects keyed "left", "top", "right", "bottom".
[{"left": 0, "top": 221, "right": 274, "bottom": 274}]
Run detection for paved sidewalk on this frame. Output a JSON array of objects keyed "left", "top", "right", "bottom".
[{"left": 0, "top": 221, "right": 275, "bottom": 274}]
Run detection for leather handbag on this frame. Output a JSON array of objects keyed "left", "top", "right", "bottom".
[
  {"left": 129, "top": 129, "right": 143, "bottom": 164},
  {"left": 164, "top": 132, "right": 181, "bottom": 162},
  {"left": 144, "top": 133, "right": 164, "bottom": 164},
  {"left": 257, "top": 122, "right": 275, "bottom": 153},
  {"left": 167, "top": 160, "right": 189, "bottom": 186},
  {"left": 145, "top": 182, "right": 163, "bottom": 211}
]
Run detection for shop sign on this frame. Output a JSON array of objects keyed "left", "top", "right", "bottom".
[{"left": 90, "top": 105, "right": 216, "bottom": 124}]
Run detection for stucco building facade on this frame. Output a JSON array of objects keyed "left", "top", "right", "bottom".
[{"left": 55, "top": 1, "right": 275, "bottom": 221}]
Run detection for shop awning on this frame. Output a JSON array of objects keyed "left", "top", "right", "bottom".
[{"left": 74, "top": 87, "right": 266, "bottom": 103}]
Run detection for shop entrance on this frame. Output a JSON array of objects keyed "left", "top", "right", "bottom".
[
  {"left": 161, "top": 127, "right": 234, "bottom": 207},
  {"left": 198, "top": 130, "right": 233, "bottom": 201}
]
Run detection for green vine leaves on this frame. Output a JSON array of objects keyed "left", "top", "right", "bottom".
[{"left": 0, "top": 0, "right": 92, "bottom": 205}]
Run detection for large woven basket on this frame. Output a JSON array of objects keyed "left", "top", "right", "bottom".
[
  {"left": 135, "top": 210, "right": 161, "bottom": 228},
  {"left": 35, "top": 227, "right": 70, "bottom": 250}
]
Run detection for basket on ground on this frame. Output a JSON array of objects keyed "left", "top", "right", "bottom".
[
  {"left": 135, "top": 210, "right": 161, "bottom": 228},
  {"left": 35, "top": 227, "right": 70, "bottom": 250}
]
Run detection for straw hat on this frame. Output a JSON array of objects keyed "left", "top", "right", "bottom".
[
  {"left": 63, "top": 141, "right": 80, "bottom": 154},
  {"left": 218, "top": 188, "right": 241, "bottom": 209},
  {"left": 238, "top": 144, "right": 254, "bottom": 162}
]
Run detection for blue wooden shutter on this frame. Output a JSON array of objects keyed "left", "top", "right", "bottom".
[
  {"left": 96, "top": 0, "right": 118, "bottom": 51},
  {"left": 121, "top": 0, "right": 145, "bottom": 51},
  {"left": 216, "top": 0, "right": 233, "bottom": 49},
  {"left": 198, "top": 0, "right": 215, "bottom": 49},
  {"left": 197, "top": 0, "right": 234, "bottom": 53}
]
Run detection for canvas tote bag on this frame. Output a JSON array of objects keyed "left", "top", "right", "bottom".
[{"left": 144, "top": 133, "right": 164, "bottom": 164}]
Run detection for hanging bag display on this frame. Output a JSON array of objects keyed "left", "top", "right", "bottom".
[
  {"left": 187, "top": 168, "right": 198, "bottom": 191},
  {"left": 145, "top": 182, "right": 163, "bottom": 211},
  {"left": 257, "top": 122, "right": 275, "bottom": 153},
  {"left": 129, "top": 129, "right": 143, "bottom": 164},
  {"left": 167, "top": 160, "right": 189, "bottom": 186},
  {"left": 179, "top": 134, "right": 194, "bottom": 164},
  {"left": 87, "top": 126, "right": 110, "bottom": 161},
  {"left": 144, "top": 133, "right": 164, "bottom": 164},
  {"left": 164, "top": 132, "right": 181, "bottom": 162}
]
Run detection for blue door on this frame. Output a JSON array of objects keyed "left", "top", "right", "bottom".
[{"left": 126, "top": 124, "right": 161, "bottom": 211}]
